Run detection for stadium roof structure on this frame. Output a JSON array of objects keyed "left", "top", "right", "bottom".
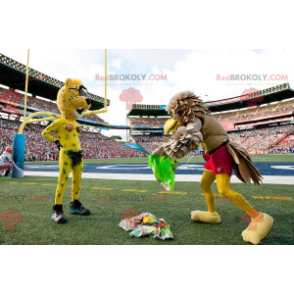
[
  {"left": 127, "top": 83, "right": 294, "bottom": 116},
  {"left": 127, "top": 104, "right": 169, "bottom": 116},
  {"left": 0, "top": 53, "right": 110, "bottom": 110},
  {"left": 206, "top": 83, "right": 294, "bottom": 112},
  {"left": 0, "top": 98, "right": 164, "bottom": 131}
]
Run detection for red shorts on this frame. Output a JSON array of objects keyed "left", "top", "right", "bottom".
[{"left": 203, "top": 145, "right": 234, "bottom": 176}]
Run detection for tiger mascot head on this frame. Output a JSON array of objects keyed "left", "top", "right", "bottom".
[{"left": 57, "top": 78, "right": 91, "bottom": 120}]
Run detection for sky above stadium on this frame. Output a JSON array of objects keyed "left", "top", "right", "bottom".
[{"left": 1, "top": 49, "right": 293, "bottom": 139}]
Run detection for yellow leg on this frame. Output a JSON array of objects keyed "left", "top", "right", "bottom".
[
  {"left": 216, "top": 173, "right": 274, "bottom": 245},
  {"left": 200, "top": 170, "right": 216, "bottom": 213},
  {"left": 241, "top": 213, "right": 274, "bottom": 245},
  {"left": 55, "top": 151, "right": 72, "bottom": 205},
  {"left": 191, "top": 170, "right": 221, "bottom": 224},
  {"left": 71, "top": 159, "right": 83, "bottom": 202},
  {"left": 215, "top": 173, "right": 259, "bottom": 218}
]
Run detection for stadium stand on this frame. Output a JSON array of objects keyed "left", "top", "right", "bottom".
[
  {"left": 129, "top": 117, "right": 166, "bottom": 128},
  {"left": 131, "top": 134, "right": 163, "bottom": 154},
  {"left": 214, "top": 99, "right": 294, "bottom": 123},
  {"left": 0, "top": 87, "right": 23, "bottom": 103},
  {"left": 269, "top": 134, "right": 294, "bottom": 154},
  {"left": 127, "top": 94, "right": 294, "bottom": 155},
  {"left": 0, "top": 54, "right": 146, "bottom": 161},
  {"left": 0, "top": 117, "right": 145, "bottom": 161},
  {"left": 2, "top": 88, "right": 293, "bottom": 159},
  {"left": 130, "top": 122, "right": 293, "bottom": 155},
  {"left": 228, "top": 125, "right": 293, "bottom": 154},
  {"left": 0, "top": 86, "right": 107, "bottom": 124}
]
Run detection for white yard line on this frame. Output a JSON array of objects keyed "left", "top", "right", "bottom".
[{"left": 24, "top": 171, "right": 294, "bottom": 185}]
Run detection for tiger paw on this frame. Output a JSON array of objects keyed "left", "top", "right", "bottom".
[
  {"left": 241, "top": 213, "right": 274, "bottom": 245},
  {"left": 191, "top": 211, "right": 221, "bottom": 224}
]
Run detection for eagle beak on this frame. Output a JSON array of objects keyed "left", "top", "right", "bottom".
[{"left": 164, "top": 118, "right": 180, "bottom": 134}]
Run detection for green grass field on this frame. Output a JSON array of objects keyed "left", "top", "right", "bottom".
[
  {"left": 0, "top": 174, "right": 293, "bottom": 245},
  {"left": 26, "top": 154, "right": 294, "bottom": 165}
]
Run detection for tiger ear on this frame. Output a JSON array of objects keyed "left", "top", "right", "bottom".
[{"left": 65, "top": 78, "right": 73, "bottom": 88}]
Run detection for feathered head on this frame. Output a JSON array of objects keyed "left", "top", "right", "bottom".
[
  {"left": 164, "top": 91, "right": 212, "bottom": 134},
  {"left": 166, "top": 91, "right": 212, "bottom": 123}
]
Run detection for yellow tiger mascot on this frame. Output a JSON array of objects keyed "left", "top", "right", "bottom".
[{"left": 42, "top": 79, "right": 91, "bottom": 223}]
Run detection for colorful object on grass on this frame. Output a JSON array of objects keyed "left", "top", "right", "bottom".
[
  {"left": 119, "top": 212, "right": 174, "bottom": 240},
  {"left": 149, "top": 153, "right": 178, "bottom": 192}
]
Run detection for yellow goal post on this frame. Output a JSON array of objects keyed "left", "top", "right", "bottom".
[{"left": 18, "top": 49, "right": 108, "bottom": 134}]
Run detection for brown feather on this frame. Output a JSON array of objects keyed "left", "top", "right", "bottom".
[
  {"left": 166, "top": 91, "right": 212, "bottom": 121},
  {"left": 227, "top": 142, "right": 263, "bottom": 185}
]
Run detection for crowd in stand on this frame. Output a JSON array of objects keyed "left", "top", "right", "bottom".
[
  {"left": 1, "top": 85, "right": 294, "bottom": 158},
  {"left": 0, "top": 87, "right": 23, "bottom": 103},
  {"left": 0, "top": 119, "right": 61, "bottom": 161},
  {"left": 0, "top": 118, "right": 145, "bottom": 161},
  {"left": 0, "top": 86, "right": 107, "bottom": 124},
  {"left": 133, "top": 100, "right": 294, "bottom": 127},
  {"left": 1, "top": 87, "right": 144, "bottom": 161},
  {"left": 268, "top": 134, "right": 294, "bottom": 154},
  {"left": 27, "top": 96, "right": 106, "bottom": 124},
  {"left": 1, "top": 116, "right": 293, "bottom": 159},
  {"left": 132, "top": 124, "right": 293, "bottom": 154},
  {"left": 215, "top": 100, "right": 294, "bottom": 123},
  {"left": 129, "top": 117, "right": 166, "bottom": 128},
  {"left": 132, "top": 134, "right": 163, "bottom": 154},
  {"left": 268, "top": 146, "right": 294, "bottom": 154},
  {"left": 81, "top": 131, "right": 145, "bottom": 159},
  {"left": 228, "top": 125, "right": 293, "bottom": 154}
]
